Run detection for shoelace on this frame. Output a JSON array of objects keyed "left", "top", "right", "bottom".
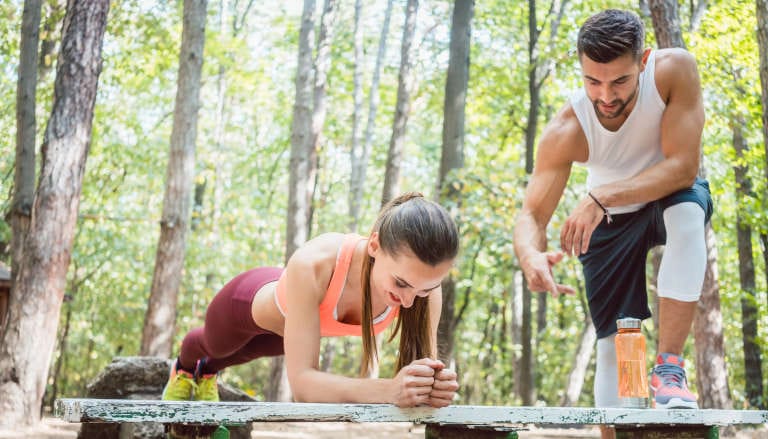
[{"left": 654, "top": 363, "right": 687, "bottom": 388}]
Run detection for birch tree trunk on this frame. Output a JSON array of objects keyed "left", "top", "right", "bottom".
[
  {"left": 271, "top": 0, "right": 316, "bottom": 403},
  {"left": 0, "top": 0, "right": 109, "bottom": 427},
  {"left": 9, "top": 0, "right": 42, "bottom": 291},
  {"left": 561, "top": 321, "right": 596, "bottom": 406},
  {"left": 348, "top": 0, "right": 368, "bottom": 232},
  {"left": 285, "top": 0, "right": 316, "bottom": 260},
  {"left": 733, "top": 120, "right": 764, "bottom": 409},
  {"left": 436, "top": 0, "right": 473, "bottom": 363},
  {"left": 381, "top": 0, "right": 418, "bottom": 205},
  {"left": 307, "top": 0, "right": 337, "bottom": 235},
  {"left": 141, "top": 0, "right": 208, "bottom": 357},
  {"left": 648, "top": 0, "right": 731, "bottom": 409},
  {"left": 350, "top": 0, "right": 394, "bottom": 230},
  {"left": 37, "top": 0, "right": 64, "bottom": 79},
  {"left": 347, "top": 0, "right": 365, "bottom": 233}
]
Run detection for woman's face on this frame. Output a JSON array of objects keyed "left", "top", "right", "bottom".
[{"left": 367, "top": 233, "right": 454, "bottom": 308}]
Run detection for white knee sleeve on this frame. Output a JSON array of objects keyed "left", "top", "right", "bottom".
[
  {"left": 594, "top": 334, "right": 619, "bottom": 407},
  {"left": 657, "top": 202, "right": 706, "bottom": 302}
]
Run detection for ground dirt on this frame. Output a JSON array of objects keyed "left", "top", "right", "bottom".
[{"left": 1, "top": 417, "right": 766, "bottom": 439}]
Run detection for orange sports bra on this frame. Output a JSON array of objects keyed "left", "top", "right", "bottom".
[{"left": 274, "top": 233, "right": 398, "bottom": 337}]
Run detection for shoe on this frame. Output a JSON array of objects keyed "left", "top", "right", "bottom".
[
  {"left": 162, "top": 359, "right": 196, "bottom": 401},
  {"left": 650, "top": 353, "right": 698, "bottom": 409},
  {"left": 195, "top": 373, "right": 220, "bottom": 401},
  {"left": 194, "top": 359, "right": 220, "bottom": 402}
]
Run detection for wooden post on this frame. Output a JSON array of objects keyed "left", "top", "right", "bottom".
[
  {"left": 615, "top": 425, "right": 718, "bottom": 439},
  {"left": 426, "top": 424, "right": 519, "bottom": 439},
  {"left": 168, "top": 424, "right": 230, "bottom": 439}
]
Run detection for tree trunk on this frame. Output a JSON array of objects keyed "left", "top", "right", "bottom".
[
  {"left": 520, "top": 283, "right": 534, "bottom": 405},
  {"left": 381, "top": 0, "right": 418, "bottom": 205},
  {"left": 207, "top": 0, "right": 229, "bottom": 279},
  {"left": 350, "top": 0, "right": 394, "bottom": 231},
  {"left": 759, "top": 0, "right": 768, "bottom": 181},
  {"left": 520, "top": 0, "right": 540, "bottom": 406},
  {"left": 47, "top": 293, "right": 73, "bottom": 410},
  {"left": 648, "top": 247, "right": 663, "bottom": 348},
  {"left": 690, "top": 1, "right": 708, "bottom": 33},
  {"left": 733, "top": 120, "right": 764, "bottom": 409},
  {"left": 272, "top": 0, "right": 317, "bottom": 403},
  {"left": 9, "top": 0, "right": 42, "bottom": 291},
  {"left": 307, "top": 0, "right": 337, "bottom": 236},
  {"left": 510, "top": 271, "right": 523, "bottom": 399},
  {"left": 347, "top": 0, "right": 365, "bottom": 232},
  {"left": 561, "top": 321, "right": 596, "bottom": 406},
  {"left": 141, "top": 0, "right": 208, "bottom": 358},
  {"left": 38, "top": 0, "right": 64, "bottom": 79},
  {"left": 693, "top": 225, "right": 732, "bottom": 409},
  {"left": 517, "top": 0, "right": 568, "bottom": 405},
  {"left": 516, "top": 0, "right": 539, "bottom": 405},
  {"left": 0, "top": 0, "right": 109, "bottom": 428},
  {"left": 436, "top": 0, "right": 473, "bottom": 363},
  {"left": 762, "top": 233, "right": 768, "bottom": 306},
  {"left": 648, "top": 0, "right": 686, "bottom": 49},
  {"left": 756, "top": 0, "right": 768, "bottom": 306},
  {"left": 285, "top": 0, "right": 316, "bottom": 259}
]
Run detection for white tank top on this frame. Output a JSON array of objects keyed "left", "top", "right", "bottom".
[{"left": 570, "top": 50, "right": 666, "bottom": 214}]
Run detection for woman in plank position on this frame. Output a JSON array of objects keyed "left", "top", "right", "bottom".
[{"left": 162, "top": 192, "right": 460, "bottom": 407}]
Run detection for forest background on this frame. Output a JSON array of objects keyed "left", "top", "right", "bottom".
[{"left": 0, "top": 0, "right": 766, "bottom": 429}]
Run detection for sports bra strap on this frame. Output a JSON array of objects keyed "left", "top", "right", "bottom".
[{"left": 318, "top": 234, "right": 362, "bottom": 313}]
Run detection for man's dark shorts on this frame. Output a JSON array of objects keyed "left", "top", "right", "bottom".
[{"left": 578, "top": 177, "right": 713, "bottom": 339}]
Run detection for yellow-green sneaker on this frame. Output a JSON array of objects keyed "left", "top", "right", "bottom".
[
  {"left": 162, "top": 360, "right": 196, "bottom": 401},
  {"left": 194, "top": 373, "right": 219, "bottom": 401}
]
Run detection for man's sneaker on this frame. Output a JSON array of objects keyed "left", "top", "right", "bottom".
[
  {"left": 162, "top": 359, "right": 196, "bottom": 401},
  {"left": 193, "top": 358, "right": 220, "bottom": 402},
  {"left": 650, "top": 353, "right": 698, "bottom": 409}
]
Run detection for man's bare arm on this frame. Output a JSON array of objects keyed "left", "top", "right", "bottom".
[{"left": 514, "top": 106, "right": 583, "bottom": 296}]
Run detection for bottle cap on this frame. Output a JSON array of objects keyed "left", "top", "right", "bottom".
[{"left": 616, "top": 317, "right": 642, "bottom": 329}]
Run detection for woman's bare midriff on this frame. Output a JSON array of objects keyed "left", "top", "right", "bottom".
[{"left": 250, "top": 280, "right": 285, "bottom": 336}]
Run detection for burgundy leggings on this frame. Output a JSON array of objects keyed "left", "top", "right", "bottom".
[{"left": 179, "top": 267, "right": 285, "bottom": 373}]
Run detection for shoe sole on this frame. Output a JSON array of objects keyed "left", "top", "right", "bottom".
[{"left": 654, "top": 398, "right": 698, "bottom": 409}]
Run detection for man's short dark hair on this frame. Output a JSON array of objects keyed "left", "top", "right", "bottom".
[{"left": 577, "top": 9, "right": 645, "bottom": 63}]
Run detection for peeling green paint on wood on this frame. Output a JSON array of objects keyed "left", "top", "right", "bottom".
[{"left": 54, "top": 399, "right": 768, "bottom": 428}]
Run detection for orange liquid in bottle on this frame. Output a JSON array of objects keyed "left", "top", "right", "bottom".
[{"left": 615, "top": 318, "right": 648, "bottom": 408}]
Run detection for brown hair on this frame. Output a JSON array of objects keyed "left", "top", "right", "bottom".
[
  {"left": 358, "top": 192, "right": 459, "bottom": 376},
  {"left": 577, "top": 9, "right": 645, "bottom": 63}
]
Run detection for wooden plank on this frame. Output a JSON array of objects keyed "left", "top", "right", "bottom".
[{"left": 54, "top": 399, "right": 768, "bottom": 427}]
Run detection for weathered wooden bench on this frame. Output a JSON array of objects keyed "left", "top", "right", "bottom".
[{"left": 55, "top": 398, "right": 768, "bottom": 439}]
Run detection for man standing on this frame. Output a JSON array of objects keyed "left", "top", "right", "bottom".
[{"left": 513, "top": 8, "right": 713, "bottom": 421}]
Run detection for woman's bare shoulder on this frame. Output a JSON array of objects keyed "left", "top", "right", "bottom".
[{"left": 286, "top": 232, "right": 347, "bottom": 285}]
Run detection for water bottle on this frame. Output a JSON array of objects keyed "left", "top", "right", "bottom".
[{"left": 615, "top": 317, "right": 648, "bottom": 408}]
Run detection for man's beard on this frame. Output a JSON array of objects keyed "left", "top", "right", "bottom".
[{"left": 592, "top": 84, "right": 638, "bottom": 119}]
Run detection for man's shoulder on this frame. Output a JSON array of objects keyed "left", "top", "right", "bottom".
[
  {"left": 551, "top": 102, "right": 585, "bottom": 138},
  {"left": 540, "top": 102, "right": 588, "bottom": 162},
  {"left": 653, "top": 48, "right": 698, "bottom": 97},
  {"left": 654, "top": 48, "right": 697, "bottom": 71}
]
